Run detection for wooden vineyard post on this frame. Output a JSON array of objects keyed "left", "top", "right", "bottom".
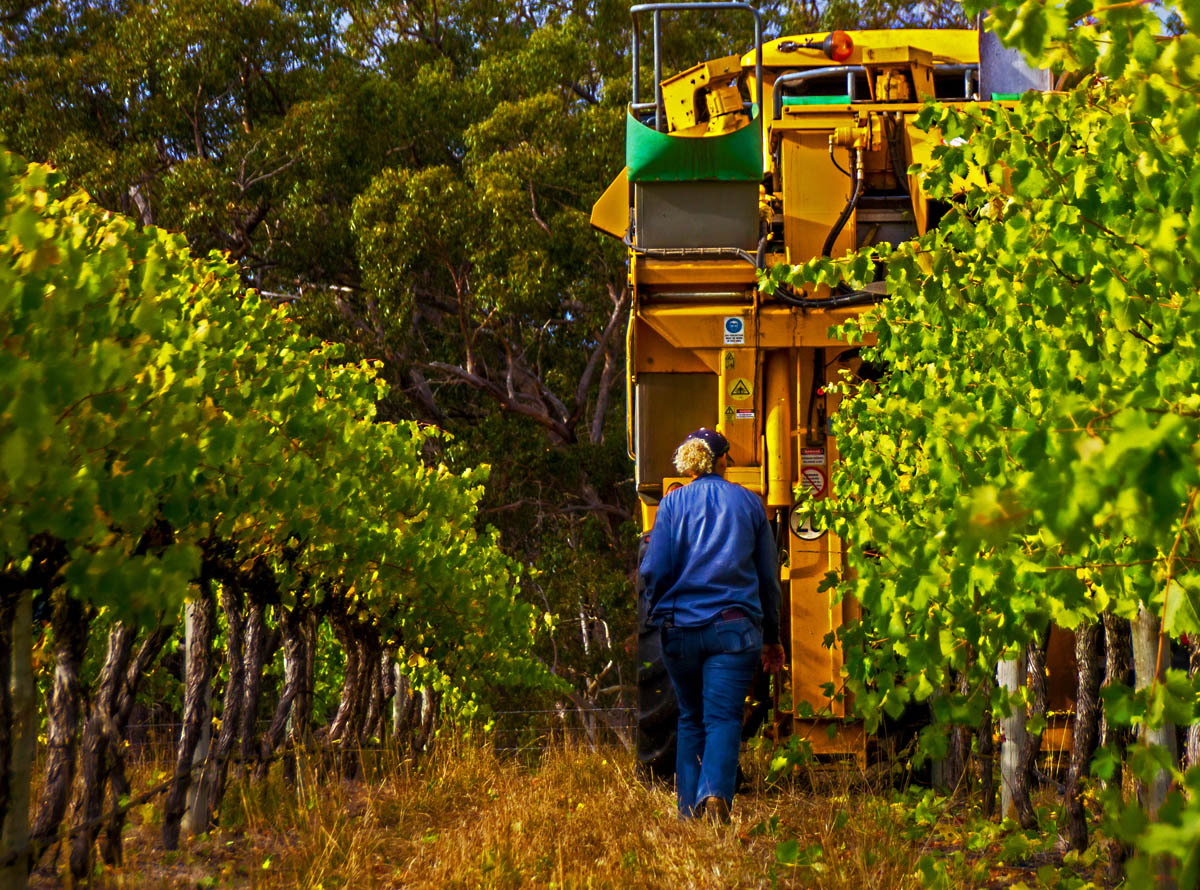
[{"left": 997, "top": 654, "right": 1027, "bottom": 821}]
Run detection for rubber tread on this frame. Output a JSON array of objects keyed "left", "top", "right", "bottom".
[{"left": 636, "top": 539, "right": 678, "bottom": 779}]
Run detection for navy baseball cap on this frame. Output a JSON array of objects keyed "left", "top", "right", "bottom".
[{"left": 683, "top": 428, "right": 729, "bottom": 457}]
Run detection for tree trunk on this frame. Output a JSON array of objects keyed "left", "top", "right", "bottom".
[
  {"left": 99, "top": 624, "right": 173, "bottom": 867},
  {"left": 1187, "top": 635, "right": 1200, "bottom": 770},
  {"left": 978, "top": 675, "right": 995, "bottom": 819},
  {"left": 0, "top": 595, "right": 13, "bottom": 851},
  {"left": 196, "top": 583, "right": 245, "bottom": 832},
  {"left": 1101, "top": 613, "right": 1133, "bottom": 751},
  {"left": 338, "top": 635, "right": 375, "bottom": 778},
  {"left": 1131, "top": 604, "right": 1175, "bottom": 818},
  {"left": 1012, "top": 632, "right": 1048, "bottom": 830},
  {"left": 163, "top": 588, "right": 216, "bottom": 849},
  {"left": 997, "top": 655, "right": 1027, "bottom": 820},
  {"left": 380, "top": 653, "right": 396, "bottom": 743},
  {"left": 239, "top": 599, "right": 267, "bottom": 770},
  {"left": 348, "top": 637, "right": 375, "bottom": 745},
  {"left": 0, "top": 590, "right": 34, "bottom": 890},
  {"left": 256, "top": 664, "right": 300, "bottom": 781},
  {"left": 99, "top": 750, "right": 131, "bottom": 867},
  {"left": 280, "top": 606, "right": 308, "bottom": 786},
  {"left": 946, "top": 670, "right": 972, "bottom": 799},
  {"left": 393, "top": 663, "right": 408, "bottom": 738},
  {"left": 413, "top": 688, "right": 440, "bottom": 756},
  {"left": 364, "top": 651, "right": 384, "bottom": 742},
  {"left": 302, "top": 611, "right": 316, "bottom": 734},
  {"left": 69, "top": 622, "right": 134, "bottom": 879},
  {"left": 328, "top": 622, "right": 364, "bottom": 777},
  {"left": 1065, "top": 620, "right": 1103, "bottom": 851},
  {"left": 328, "top": 625, "right": 360, "bottom": 743},
  {"left": 1101, "top": 612, "right": 1134, "bottom": 883},
  {"left": 31, "top": 592, "right": 89, "bottom": 855}
]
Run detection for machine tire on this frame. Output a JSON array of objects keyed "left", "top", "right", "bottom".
[{"left": 637, "top": 577, "right": 678, "bottom": 780}]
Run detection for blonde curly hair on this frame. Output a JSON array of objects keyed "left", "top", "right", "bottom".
[{"left": 673, "top": 438, "right": 715, "bottom": 477}]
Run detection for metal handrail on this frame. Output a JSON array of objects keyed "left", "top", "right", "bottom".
[
  {"left": 771, "top": 62, "right": 980, "bottom": 121},
  {"left": 770, "top": 66, "right": 865, "bottom": 121},
  {"left": 630, "top": 3, "right": 763, "bottom": 132},
  {"left": 935, "top": 63, "right": 978, "bottom": 99}
]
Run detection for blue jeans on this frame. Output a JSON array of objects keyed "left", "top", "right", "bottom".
[{"left": 661, "top": 617, "right": 762, "bottom": 817}]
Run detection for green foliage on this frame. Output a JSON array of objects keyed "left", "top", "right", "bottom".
[
  {"left": 0, "top": 147, "right": 548, "bottom": 705},
  {"left": 767, "top": 0, "right": 1200, "bottom": 880}
]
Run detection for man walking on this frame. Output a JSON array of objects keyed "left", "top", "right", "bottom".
[{"left": 639, "top": 428, "right": 786, "bottom": 822}]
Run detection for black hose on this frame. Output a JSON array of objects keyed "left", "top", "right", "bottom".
[
  {"left": 772, "top": 285, "right": 883, "bottom": 309},
  {"left": 883, "top": 115, "right": 910, "bottom": 195},
  {"left": 828, "top": 141, "right": 850, "bottom": 178},
  {"left": 821, "top": 148, "right": 863, "bottom": 258}
]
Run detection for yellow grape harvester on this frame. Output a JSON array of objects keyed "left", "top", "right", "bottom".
[{"left": 591, "top": 2, "right": 1076, "bottom": 773}]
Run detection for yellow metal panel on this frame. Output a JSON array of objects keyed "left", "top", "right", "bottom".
[
  {"left": 773, "top": 111, "right": 855, "bottom": 131},
  {"left": 747, "top": 29, "right": 979, "bottom": 69},
  {"left": 781, "top": 133, "right": 855, "bottom": 264},
  {"left": 590, "top": 168, "right": 629, "bottom": 239},
  {"left": 792, "top": 719, "right": 866, "bottom": 765},
  {"left": 633, "top": 257, "right": 757, "bottom": 288},
  {"left": 641, "top": 303, "right": 872, "bottom": 351},
  {"left": 717, "top": 347, "right": 759, "bottom": 465},
  {"left": 755, "top": 305, "right": 874, "bottom": 348},
  {"left": 640, "top": 304, "right": 756, "bottom": 350},
  {"left": 723, "top": 466, "right": 764, "bottom": 494},
  {"left": 788, "top": 532, "right": 843, "bottom": 716},
  {"left": 640, "top": 498, "right": 657, "bottom": 532},
  {"left": 633, "top": 320, "right": 712, "bottom": 374},
  {"left": 660, "top": 54, "right": 742, "bottom": 133},
  {"left": 764, "top": 350, "right": 793, "bottom": 508},
  {"left": 789, "top": 341, "right": 840, "bottom": 714}
]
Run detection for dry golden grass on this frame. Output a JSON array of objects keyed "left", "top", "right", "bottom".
[{"left": 32, "top": 739, "right": 945, "bottom": 890}]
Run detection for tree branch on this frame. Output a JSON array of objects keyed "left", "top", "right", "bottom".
[
  {"left": 424, "top": 361, "right": 574, "bottom": 443},
  {"left": 573, "top": 284, "right": 629, "bottom": 423}
]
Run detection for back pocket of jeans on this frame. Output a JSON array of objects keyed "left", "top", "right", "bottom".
[{"left": 716, "top": 619, "right": 760, "bottom": 654}]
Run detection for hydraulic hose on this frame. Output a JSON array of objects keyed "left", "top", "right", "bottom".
[
  {"left": 772, "top": 286, "right": 883, "bottom": 309},
  {"left": 767, "top": 144, "right": 877, "bottom": 309},
  {"left": 883, "top": 115, "right": 911, "bottom": 195},
  {"left": 821, "top": 147, "right": 863, "bottom": 258}
]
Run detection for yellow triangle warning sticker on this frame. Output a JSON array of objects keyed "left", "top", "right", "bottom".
[{"left": 728, "top": 378, "right": 752, "bottom": 401}]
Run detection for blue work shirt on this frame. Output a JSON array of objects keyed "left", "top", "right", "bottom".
[{"left": 639, "top": 474, "right": 781, "bottom": 644}]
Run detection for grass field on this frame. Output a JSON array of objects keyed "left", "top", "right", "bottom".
[{"left": 29, "top": 738, "right": 1112, "bottom": 889}]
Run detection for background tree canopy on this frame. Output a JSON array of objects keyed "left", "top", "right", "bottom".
[{"left": 0, "top": 0, "right": 967, "bottom": 700}]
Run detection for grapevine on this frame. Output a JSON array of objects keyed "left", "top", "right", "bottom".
[
  {"left": 765, "top": 0, "right": 1200, "bottom": 880},
  {"left": 0, "top": 151, "right": 550, "bottom": 884}
]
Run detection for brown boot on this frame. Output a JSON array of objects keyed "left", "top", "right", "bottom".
[{"left": 701, "top": 796, "right": 730, "bottom": 825}]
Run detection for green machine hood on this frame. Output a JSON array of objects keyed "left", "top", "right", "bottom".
[{"left": 625, "top": 109, "right": 763, "bottom": 183}]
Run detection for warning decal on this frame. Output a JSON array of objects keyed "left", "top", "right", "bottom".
[
  {"left": 801, "top": 448, "right": 825, "bottom": 467},
  {"left": 723, "top": 316, "right": 745, "bottom": 345},
  {"left": 728, "top": 378, "right": 753, "bottom": 401},
  {"left": 800, "top": 466, "right": 827, "bottom": 498},
  {"left": 735, "top": 409, "right": 754, "bottom": 420}
]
